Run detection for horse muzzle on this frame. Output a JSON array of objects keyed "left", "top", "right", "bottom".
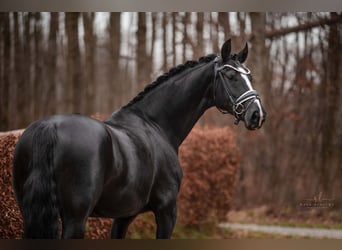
[{"left": 243, "top": 100, "right": 266, "bottom": 130}]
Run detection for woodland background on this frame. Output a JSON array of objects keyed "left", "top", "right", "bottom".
[{"left": 0, "top": 12, "right": 341, "bottom": 217}]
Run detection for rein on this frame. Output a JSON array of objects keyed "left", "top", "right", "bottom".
[{"left": 213, "top": 57, "right": 260, "bottom": 125}]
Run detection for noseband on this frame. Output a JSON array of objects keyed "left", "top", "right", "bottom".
[{"left": 213, "top": 57, "right": 260, "bottom": 125}]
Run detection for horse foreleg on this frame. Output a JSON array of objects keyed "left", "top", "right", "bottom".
[
  {"left": 154, "top": 204, "right": 177, "bottom": 239},
  {"left": 110, "top": 215, "right": 137, "bottom": 239}
]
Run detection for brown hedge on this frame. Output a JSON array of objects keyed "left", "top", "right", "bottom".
[
  {"left": 178, "top": 126, "right": 240, "bottom": 227},
  {"left": 0, "top": 134, "right": 22, "bottom": 239},
  {"left": 0, "top": 126, "right": 240, "bottom": 239}
]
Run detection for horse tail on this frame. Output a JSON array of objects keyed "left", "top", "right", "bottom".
[{"left": 22, "top": 122, "right": 59, "bottom": 238}]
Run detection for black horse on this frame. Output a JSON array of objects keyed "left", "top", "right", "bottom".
[{"left": 13, "top": 39, "right": 266, "bottom": 239}]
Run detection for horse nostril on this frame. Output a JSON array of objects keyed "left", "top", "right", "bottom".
[
  {"left": 252, "top": 111, "right": 260, "bottom": 122},
  {"left": 250, "top": 111, "right": 261, "bottom": 129}
]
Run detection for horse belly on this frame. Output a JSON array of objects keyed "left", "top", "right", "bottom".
[{"left": 92, "top": 185, "right": 149, "bottom": 218}]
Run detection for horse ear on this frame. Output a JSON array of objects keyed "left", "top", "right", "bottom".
[
  {"left": 237, "top": 43, "right": 248, "bottom": 63},
  {"left": 221, "top": 39, "right": 231, "bottom": 63}
]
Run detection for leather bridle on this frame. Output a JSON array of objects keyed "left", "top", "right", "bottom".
[{"left": 213, "top": 57, "right": 260, "bottom": 125}]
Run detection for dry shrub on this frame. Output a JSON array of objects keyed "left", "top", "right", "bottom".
[
  {"left": 178, "top": 126, "right": 240, "bottom": 227},
  {"left": 85, "top": 217, "right": 111, "bottom": 239},
  {"left": 0, "top": 134, "right": 23, "bottom": 238},
  {"left": 0, "top": 126, "right": 240, "bottom": 238}
]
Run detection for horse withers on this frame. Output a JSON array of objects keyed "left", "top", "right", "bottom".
[{"left": 13, "top": 39, "right": 266, "bottom": 239}]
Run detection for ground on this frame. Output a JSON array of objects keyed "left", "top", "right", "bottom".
[{"left": 115, "top": 206, "right": 342, "bottom": 239}]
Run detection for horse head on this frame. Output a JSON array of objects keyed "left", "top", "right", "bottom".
[{"left": 213, "top": 39, "right": 266, "bottom": 130}]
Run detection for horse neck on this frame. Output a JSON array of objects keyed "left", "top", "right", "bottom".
[{"left": 132, "top": 61, "right": 215, "bottom": 149}]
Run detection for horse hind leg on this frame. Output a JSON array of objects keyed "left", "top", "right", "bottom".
[
  {"left": 60, "top": 204, "right": 89, "bottom": 239},
  {"left": 59, "top": 192, "right": 96, "bottom": 239},
  {"left": 61, "top": 217, "right": 87, "bottom": 239},
  {"left": 110, "top": 215, "right": 137, "bottom": 239},
  {"left": 56, "top": 155, "right": 105, "bottom": 238}
]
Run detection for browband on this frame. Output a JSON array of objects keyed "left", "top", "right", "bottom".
[{"left": 216, "top": 64, "right": 251, "bottom": 75}]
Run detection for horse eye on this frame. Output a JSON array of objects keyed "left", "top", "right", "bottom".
[{"left": 225, "top": 71, "right": 236, "bottom": 80}]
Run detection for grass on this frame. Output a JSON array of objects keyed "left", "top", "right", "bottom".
[
  {"left": 227, "top": 206, "right": 342, "bottom": 230},
  {"left": 256, "top": 221, "right": 342, "bottom": 230},
  {"left": 125, "top": 221, "right": 320, "bottom": 239},
  {"left": 125, "top": 213, "right": 227, "bottom": 239},
  {"left": 93, "top": 207, "right": 342, "bottom": 239}
]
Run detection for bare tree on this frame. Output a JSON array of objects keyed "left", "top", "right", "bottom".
[
  {"left": 0, "top": 13, "right": 11, "bottom": 131},
  {"left": 194, "top": 13, "right": 204, "bottom": 58},
  {"left": 136, "top": 12, "right": 151, "bottom": 91},
  {"left": 319, "top": 12, "right": 341, "bottom": 194},
  {"left": 33, "top": 13, "right": 43, "bottom": 119},
  {"left": 12, "top": 13, "right": 21, "bottom": 127},
  {"left": 210, "top": 13, "right": 220, "bottom": 53},
  {"left": 181, "top": 13, "right": 191, "bottom": 63},
  {"left": 171, "top": 12, "right": 177, "bottom": 66},
  {"left": 218, "top": 12, "right": 231, "bottom": 39},
  {"left": 23, "top": 13, "right": 33, "bottom": 124},
  {"left": 83, "top": 12, "right": 96, "bottom": 115},
  {"left": 162, "top": 13, "right": 168, "bottom": 72},
  {"left": 108, "top": 12, "right": 121, "bottom": 109},
  {"left": 45, "top": 12, "right": 59, "bottom": 116},
  {"left": 65, "top": 12, "right": 82, "bottom": 113}
]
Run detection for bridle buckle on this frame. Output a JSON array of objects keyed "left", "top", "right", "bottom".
[{"left": 233, "top": 103, "right": 245, "bottom": 115}]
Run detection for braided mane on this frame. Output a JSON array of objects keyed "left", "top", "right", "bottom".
[{"left": 123, "top": 54, "right": 217, "bottom": 108}]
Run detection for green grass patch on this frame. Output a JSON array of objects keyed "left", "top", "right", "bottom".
[
  {"left": 263, "top": 221, "right": 342, "bottom": 230},
  {"left": 228, "top": 220, "right": 342, "bottom": 230},
  {"left": 126, "top": 221, "right": 320, "bottom": 239}
]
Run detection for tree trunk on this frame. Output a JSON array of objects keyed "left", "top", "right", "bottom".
[
  {"left": 162, "top": 13, "right": 168, "bottom": 72},
  {"left": 45, "top": 12, "right": 59, "bottom": 116},
  {"left": 210, "top": 13, "right": 220, "bottom": 53},
  {"left": 65, "top": 12, "right": 82, "bottom": 113},
  {"left": 0, "top": 13, "right": 10, "bottom": 131},
  {"left": 319, "top": 12, "right": 341, "bottom": 195},
  {"left": 108, "top": 12, "right": 121, "bottom": 110},
  {"left": 145, "top": 13, "right": 153, "bottom": 81},
  {"left": 33, "top": 12, "right": 43, "bottom": 119},
  {"left": 171, "top": 12, "right": 177, "bottom": 66},
  {"left": 237, "top": 12, "right": 246, "bottom": 45},
  {"left": 182, "top": 12, "right": 190, "bottom": 63},
  {"left": 248, "top": 12, "right": 276, "bottom": 203},
  {"left": 195, "top": 13, "right": 204, "bottom": 58},
  {"left": 12, "top": 12, "right": 21, "bottom": 128},
  {"left": 147, "top": 12, "right": 157, "bottom": 78},
  {"left": 136, "top": 12, "right": 149, "bottom": 91},
  {"left": 249, "top": 12, "right": 269, "bottom": 103},
  {"left": 83, "top": 12, "right": 96, "bottom": 115},
  {"left": 218, "top": 12, "right": 230, "bottom": 40},
  {"left": 150, "top": 13, "right": 157, "bottom": 64},
  {"left": 23, "top": 13, "right": 33, "bottom": 124}
]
